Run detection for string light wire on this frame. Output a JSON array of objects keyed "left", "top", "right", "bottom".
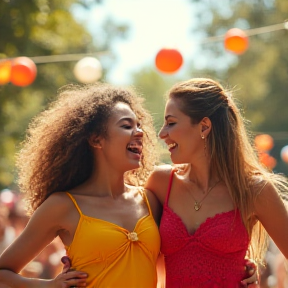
[{"left": 0, "top": 21, "right": 287, "bottom": 64}]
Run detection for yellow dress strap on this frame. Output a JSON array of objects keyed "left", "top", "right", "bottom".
[
  {"left": 65, "top": 192, "right": 83, "bottom": 216},
  {"left": 141, "top": 188, "right": 153, "bottom": 216}
]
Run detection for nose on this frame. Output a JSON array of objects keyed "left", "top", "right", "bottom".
[
  {"left": 158, "top": 126, "right": 167, "bottom": 139},
  {"left": 134, "top": 127, "right": 143, "bottom": 137}
]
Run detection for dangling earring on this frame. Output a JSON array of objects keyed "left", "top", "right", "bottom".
[
  {"left": 92, "top": 142, "right": 102, "bottom": 149},
  {"left": 201, "top": 135, "right": 207, "bottom": 157}
]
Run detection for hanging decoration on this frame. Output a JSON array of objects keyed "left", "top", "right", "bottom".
[
  {"left": 155, "top": 48, "right": 183, "bottom": 74},
  {"left": 224, "top": 28, "right": 249, "bottom": 55},
  {"left": 73, "top": 57, "right": 102, "bottom": 84},
  {"left": 259, "top": 152, "right": 277, "bottom": 170},
  {"left": 254, "top": 134, "right": 276, "bottom": 170},
  {"left": 0, "top": 60, "right": 12, "bottom": 85},
  {"left": 10, "top": 57, "right": 37, "bottom": 87},
  {"left": 0, "top": 21, "right": 286, "bottom": 84},
  {"left": 280, "top": 145, "right": 288, "bottom": 163},
  {"left": 254, "top": 134, "right": 274, "bottom": 152}
]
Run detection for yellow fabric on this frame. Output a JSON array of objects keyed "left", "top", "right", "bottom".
[{"left": 65, "top": 191, "right": 161, "bottom": 288}]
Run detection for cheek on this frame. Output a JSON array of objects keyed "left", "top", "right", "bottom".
[
  {"left": 180, "top": 133, "right": 201, "bottom": 153},
  {"left": 172, "top": 127, "right": 191, "bottom": 140}
]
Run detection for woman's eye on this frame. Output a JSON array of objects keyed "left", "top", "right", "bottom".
[
  {"left": 122, "top": 125, "right": 132, "bottom": 129},
  {"left": 167, "top": 122, "right": 175, "bottom": 126}
]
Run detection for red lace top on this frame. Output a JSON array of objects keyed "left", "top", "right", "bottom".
[{"left": 160, "top": 170, "right": 250, "bottom": 288}]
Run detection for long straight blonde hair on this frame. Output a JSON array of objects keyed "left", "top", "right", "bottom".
[{"left": 168, "top": 77, "right": 288, "bottom": 263}]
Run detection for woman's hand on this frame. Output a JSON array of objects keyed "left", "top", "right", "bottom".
[
  {"left": 61, "top": 256, "right": 72, "bottom": 273},
  {"left": 51, "top": 269, "right": 88, "bottom": 288},
  {"left": 241, "top": 259, "right": 260, "bottom": 287},
  {"left": 48, "top": 256, "right": 87, "bottom": 288}
]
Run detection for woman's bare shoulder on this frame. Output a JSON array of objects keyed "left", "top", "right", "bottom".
[
  {"left": 45, "top": 191, "right": 73, "bottom": 208},
  {"left": 34, "top": 192, "right": 76, "bottom": 224},
  {"left": 151, "top": 164, "right": 174, "bottom": 177},
  {"left": 144, "top": 164, "right": 174, "bottom": 204}
]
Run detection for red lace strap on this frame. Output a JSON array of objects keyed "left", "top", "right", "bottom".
[{"left": 165, "top": 168, "right": 176, "bottom": 205}]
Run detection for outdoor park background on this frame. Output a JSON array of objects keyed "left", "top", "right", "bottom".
[{"left": 0, "top": 0, "right": 288, "bottom": 287}]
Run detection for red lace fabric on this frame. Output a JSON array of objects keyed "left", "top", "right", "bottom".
[{"left": 160, "top": 170, "right": 250, "bottom": 288}]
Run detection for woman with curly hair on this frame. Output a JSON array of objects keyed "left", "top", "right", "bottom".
[
  {"left": 145, "top": 78, "right": 288, "bottom": 288},
  {"left": 0, "top": 83, "right": 161, "bottom": 288}
]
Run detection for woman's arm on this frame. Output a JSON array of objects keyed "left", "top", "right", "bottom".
[
  {"left": 254, "top": 183, "right": 288, "bottom": 258},
  {"left": 144, "top": 164, "right": 173, "bottom": 205},
  {"left": 144, "top": 189, "right": 162, "bottom": 226},
  {"left": 0, "top": 269, "right": 87, "bottom": 288},
  {"left": 0, "top": 193, "right": 87, "bottom": 288}
]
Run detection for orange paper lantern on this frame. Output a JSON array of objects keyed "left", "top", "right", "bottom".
[
  {"left": 254, "top": 134, "right": 274, "bottom": 152},
  {"left": 0, "top": 60, "right": 12, "bottom": 85},
  {"left": 155, "top": 48, "right": 183, "bottom": 73},
  {"left": 224, "top": 28, "right": 249, "bottom": 55},
  {"left": 259, "top": 152, "right": 277, "bottom": 170},
  {"left": 280, "top": 145, "right": 288, "bottom": 163},
  {"left": 10, "top": 57, "right": 37, "bottom": 87}
]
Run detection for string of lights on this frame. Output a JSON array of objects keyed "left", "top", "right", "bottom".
[
  {"left": 1, "top": 21, "right": 287, "bottom": 64},
  {"left": 0, "top": 20, "right": 287, "bottom": 85},
  {"left": 0, "top": 21, "right": 288, "bottom": 165}
]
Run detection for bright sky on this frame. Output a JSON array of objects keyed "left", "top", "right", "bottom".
[{"left": 74, "top": 0, "right": 197, "bottom": 84}]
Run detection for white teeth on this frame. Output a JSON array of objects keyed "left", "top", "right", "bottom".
[
  {"left": 127, "top": 141, "right": 143, "bottom": 154},
  {"left": 168, "top": 143, "right": 177, "bottom": 149}
]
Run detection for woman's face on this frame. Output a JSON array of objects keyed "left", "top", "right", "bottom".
[
  {"left": 158, "top": 98, "right": 204, "bottom": 164},
  {"left": 98, "top": 102, "right": 143, "bottom": 172}
]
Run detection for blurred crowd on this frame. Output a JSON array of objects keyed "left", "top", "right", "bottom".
[
  {"left": 0, "top": 188, "right": 65, "bottom": 279},
  {"left": 0, "top": 188, "right": 287, "bottom": 286},
  {"left": 260, "top": 240, "right": 288, "bottom": 288}
]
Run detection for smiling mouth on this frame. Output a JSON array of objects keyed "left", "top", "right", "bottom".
[
  {"left": 168, "top": 143, "right": 177, "bottom": 149},
  {"left": 127, "top": 140, "right": 143, "bottom": 155}
]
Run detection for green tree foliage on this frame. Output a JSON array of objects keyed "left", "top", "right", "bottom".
[
  {"left": 131, "top": 67, "right": 182, "bottom": 164},
  {"left": 0, "top": 0, "right": 128, "bottom": 189},
  {"left": 190, "top": 0, "right": 288, "bottom": 131},
  {"left": 132, "top": 68, "right": 170, "bottom": 130},
  {"left": 188, "top": 0, "right": 288, "bottom": 173}
]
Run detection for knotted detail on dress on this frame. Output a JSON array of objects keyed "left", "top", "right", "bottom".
[{"left": 127, "top": 232, "right": 138, "bottom": 241}]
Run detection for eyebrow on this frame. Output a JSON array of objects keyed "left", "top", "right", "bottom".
[
  {"left": 117, "top": 117, "right": 140, "bottom": 126},
  {"left": 165, "top": 115, "right": 177, "bottom": 120}
]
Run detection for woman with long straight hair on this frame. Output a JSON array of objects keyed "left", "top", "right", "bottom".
[{"left": 145, "top": 78, "right": 288, "bottom": 288}]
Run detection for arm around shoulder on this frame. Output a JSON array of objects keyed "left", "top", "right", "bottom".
[
  {"left": 144, "top": 164, "right": 174, "bottom": 205},
  {"left": 144, "top": 189, "right": 162, "bottom": 226}
]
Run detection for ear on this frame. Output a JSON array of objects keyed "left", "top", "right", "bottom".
[
  {"left": 88, "top": 134, "right": 103, "bottom": 149},
  {"left": 199, "top": 117, "right": 212, "bottom": 137}
]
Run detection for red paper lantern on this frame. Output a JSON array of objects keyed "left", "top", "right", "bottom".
[
  {"left": 155, "top": 48, "right": 183, "bottom": 73},
  {"left": 10, "top": 57, "right": 37, "bottom": 87},
  {"left": 280, "top": 145, "right": 288, "bottom": 163},
  {"left": 254, "top": 134, "right": 274, "bottom": 152},
  {"left": 224, "top": 28, "right": 249, "bottom": 55},
  {"left": 0, "top": 60, "right": 12, "bottom": 85}
]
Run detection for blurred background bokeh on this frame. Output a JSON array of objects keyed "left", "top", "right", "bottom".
[{"left": 0, "top": 0, "right": 287, "bottom": 286}]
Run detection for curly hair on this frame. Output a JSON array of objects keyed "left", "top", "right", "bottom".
[
  {"left": 16, "top": 83, "right": 158, "bottom": 216},
  {"left": 167, "top": 77, "right": 288, "bottom": 264}
]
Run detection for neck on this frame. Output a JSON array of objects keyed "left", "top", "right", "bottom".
[
  {"left": 187, "top": 163, "right": 219, "bottom": 192},
  {"left": 77, "top": 163, "right": 127, "bottom": 198}
]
